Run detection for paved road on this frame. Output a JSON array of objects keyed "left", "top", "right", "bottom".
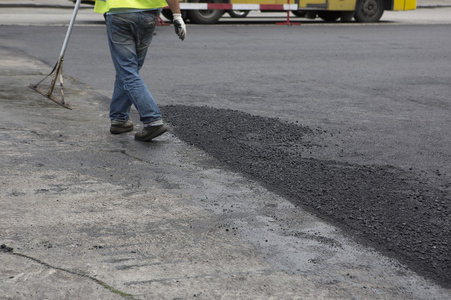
[{"left": 1, "top": 3, "right": 451, "bottom": 300}]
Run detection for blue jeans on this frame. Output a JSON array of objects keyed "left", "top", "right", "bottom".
[{"left": 105, "top": 10, "right": 161, "bottom": 124}]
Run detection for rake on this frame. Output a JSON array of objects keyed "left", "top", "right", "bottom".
[{"left": 29, "top": 0, "right": 83, "bottom": 109}]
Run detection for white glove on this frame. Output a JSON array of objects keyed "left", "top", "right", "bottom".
[{"left": 173, "top": 13, "right": 186, "bottom": 41}]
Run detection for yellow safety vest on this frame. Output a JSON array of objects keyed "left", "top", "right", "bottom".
[{"left": 94, "top": 0, "right": 168, "bottom": 14}]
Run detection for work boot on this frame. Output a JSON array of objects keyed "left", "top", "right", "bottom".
[
  {"left": 110, "top": 119, "right": 133, "bottom": 134},
  {"left": 135, "top": 124, "right": 167, "bottom": 142}
]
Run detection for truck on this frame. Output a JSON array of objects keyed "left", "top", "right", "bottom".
[{"left": 161, "top": 0, "right": 417, "bottom": 24}]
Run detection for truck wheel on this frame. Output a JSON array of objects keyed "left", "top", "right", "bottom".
[
  {"left": 317, "top": 11, "right": 341, "bottom": 22},
  {"left": 354, "top": 0, "right": 384, "bottom": 22},
  {"left": 187, "top": 0, "right": 224, "bottom": 24}
]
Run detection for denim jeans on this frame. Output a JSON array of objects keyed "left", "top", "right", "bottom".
[{"left": 105, "top": 10, "right": 161, "bottom": 124}]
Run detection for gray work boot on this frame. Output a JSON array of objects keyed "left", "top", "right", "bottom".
[
  {"left": 135, "top": 125, "right": 167, "bottom": 142},
  {"left": 110, "top": 119, "right": 133, "bottom": 134}
]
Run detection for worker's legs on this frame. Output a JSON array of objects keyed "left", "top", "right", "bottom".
[{"left": 106, "top": 11, "right": 162, "bottom": 124}]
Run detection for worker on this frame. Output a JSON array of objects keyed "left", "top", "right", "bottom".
[{"left": 94, "top": 0, "right": 186, "bottom": 141}]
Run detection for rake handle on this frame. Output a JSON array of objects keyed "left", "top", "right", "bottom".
[{"left": 59, "top": 0, "right": 82, "bottom": 61}]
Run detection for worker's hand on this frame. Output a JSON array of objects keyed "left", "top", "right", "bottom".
[{"left": 173, "top": 14, "right": 186, "bottom": 41}]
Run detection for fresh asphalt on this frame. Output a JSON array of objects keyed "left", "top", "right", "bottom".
[{"left": 1, "top": 1, "right": 451, "bottom": 300}]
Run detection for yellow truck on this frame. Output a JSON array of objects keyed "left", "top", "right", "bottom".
[{"left": 162, "top": 0, "right": 416, "bottom": 24}]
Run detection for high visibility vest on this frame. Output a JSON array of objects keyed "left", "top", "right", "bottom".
[{"left": 94, "top": 0, "right": 168, "bottom": 14}]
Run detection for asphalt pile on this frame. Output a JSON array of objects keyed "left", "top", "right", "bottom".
[{"left": 162, "top": 104, "right": 451, "bottom": 289}]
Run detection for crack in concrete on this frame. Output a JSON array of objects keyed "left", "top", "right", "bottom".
[{"left": 1, "top": 245, "right": 138, "bottom": 300}]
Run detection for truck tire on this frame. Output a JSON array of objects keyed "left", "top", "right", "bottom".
[
  {"left": 187, "top": 0, "right": 225, "bottom": 24},
  {"left": 354, "top": 0, "right": 384, "bottom": 22}
]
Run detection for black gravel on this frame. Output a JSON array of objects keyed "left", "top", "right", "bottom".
[{"left": 161, "top": 104, "right": 451, "bottom": 289}]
